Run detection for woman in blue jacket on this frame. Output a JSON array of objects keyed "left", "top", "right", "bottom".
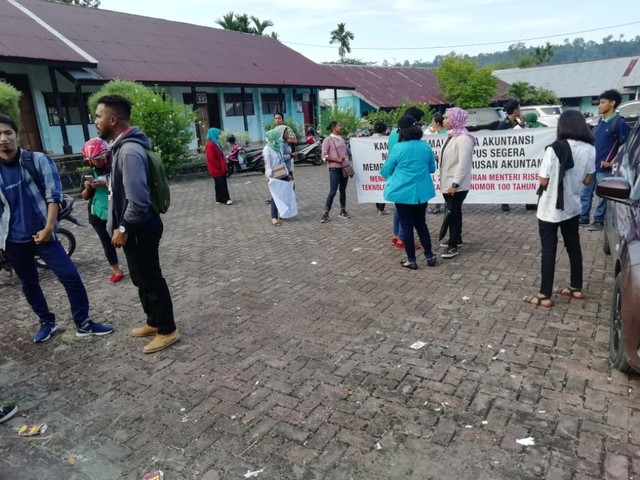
[{"left": 381, "top": 115, "right": 437, "bottom": 269}]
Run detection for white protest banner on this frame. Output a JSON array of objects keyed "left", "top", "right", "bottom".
[{"left": 350, "top": 128, "right": 557, "bottom": 204}]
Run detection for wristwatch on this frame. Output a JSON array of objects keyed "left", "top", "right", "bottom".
[
  {"left": 118, "top": 225, "right": 126, "bottom": 234},
  {"left": 452, "top": 183, "right": 459, "bottom": 188}
]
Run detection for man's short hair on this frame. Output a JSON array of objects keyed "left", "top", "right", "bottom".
[
  {"left": 404, "top": 107, "right": 424, "bottom": 122},
  {"left": 96, "top": 95, "right": 132, "bottom": 122},
  {"left": 599, "top": 89, "right": 623, "bottom": 108},
  {"left": 0, "top": 114, "right": 18, "bottom": 133},
  {"left": 273, "top": 112, "right": 283, "bottom": 118},
  {"left": 504, "top": 100, "right": 520, "bottom": 115}
]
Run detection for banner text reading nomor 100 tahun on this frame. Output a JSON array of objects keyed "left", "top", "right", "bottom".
[{"left": 350, "top": 128, "right": 556, "bottom": 204}]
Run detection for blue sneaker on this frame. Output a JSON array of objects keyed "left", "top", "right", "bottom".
[
  {"left": 76, "top": 320, "right": 114, "bottom": 337},
  {"left": 34, "top": 322, "right": 57, "bottom": 343}
]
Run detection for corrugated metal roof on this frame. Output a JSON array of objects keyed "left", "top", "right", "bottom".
[
  {"left": 3, "top": 0, "right": 353, "bottom": 89},
  {"left": 493, "top": 56, "right": 640, "bottom": 98},
  {"left": 0, "top": 0, "right": 92, "bottom": 65},
  {"left": 323, "top": 65, "right": 446, "bottom": 108},
  {"left": 323, "top": 65, "right": 511, "bottom": 108}
]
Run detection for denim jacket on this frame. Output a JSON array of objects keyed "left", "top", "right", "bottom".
[{"left": 0, "top": 150, "right": 62, "bottom": 250}]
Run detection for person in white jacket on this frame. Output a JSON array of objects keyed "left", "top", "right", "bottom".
[{"left": 439, "top": 108, "right": 475, "bottom": 259}]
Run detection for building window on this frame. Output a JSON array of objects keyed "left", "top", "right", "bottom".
[
  {"left": 223, "top": 93, "right": 254, "bottom": 117},
  {"left": 261, "top": 93, "right": 286, "bottom": 114},
  {"left": 43, "top": 92, "right": 90, "bottom": 126}
]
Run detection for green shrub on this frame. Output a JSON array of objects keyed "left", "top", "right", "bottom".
[
  {"left": 87, "top": 80, "right": 196, "bottom": 173},
  {"left": 0, "top": 81, "right": 22, "bottom": 127},
  {"left": 263, "top": 117, "right": 305, "bottom": 142},
  {"left": 219, "top": 130, "right": 252, "bottom": 151},
  {"left": 364, "top": 101, "right": 434, "bottom": 130},
  {"left": 319, "top": 106, "right": 364, "bottom": 139}
]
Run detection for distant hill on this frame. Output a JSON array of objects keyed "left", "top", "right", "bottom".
[{"left": 388, "top": 35, "right": 640, "bottom": 69}]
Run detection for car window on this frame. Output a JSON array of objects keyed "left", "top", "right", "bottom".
[{"left": 541, "top": 107, "right": 562, "bottom": 115}]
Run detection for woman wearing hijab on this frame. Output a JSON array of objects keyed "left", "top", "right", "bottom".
[
  {"left": 263, "top": 128, "right": 291, "bottom": 226},
  {"left": 440, "top": 108, "right": 475, "bottom": 259},
  {"left": 524, "top": 110, "right": 595, "bottom": 308},
  {"left": 380, "top": 115, "right": 438, "bottom": 269},
  {"left": 205, "top": 128, "right": 232, "bottom": 205}
]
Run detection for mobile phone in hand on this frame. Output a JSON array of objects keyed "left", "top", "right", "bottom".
[{"left": 84, "top": 174, "right": 95, "bottom": 183}]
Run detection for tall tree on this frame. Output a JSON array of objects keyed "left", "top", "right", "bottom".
[
  {"left": 534, "top": 42, "right": 554, "bottom": 65},
  {"left": 250, "top": 16, "right": 274, "bottom": 35},
  {"left": 329, "top": 23, "right": 355, "bottom": 63},
  {"left": 435, "top": 55, "right": 499, "bottom": 109},
  {"left": 215, "top": 11, "right": 277, "bottom": 37},
  {"left": 50, "top": 0, "right": 100, "bottom": 6}
]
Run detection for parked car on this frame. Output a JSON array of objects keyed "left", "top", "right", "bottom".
[
  {"left": 586, "top": 100, "right": 640, "bottom": 130},
  {"left": 520, "top": 105, "right": 563, "bottom": 128},
  {"left": 595, "top": 120, "right": 640, "bottom": 372},
  {"left": 465, "top": 108, "right": 505, "bottom": 131}
]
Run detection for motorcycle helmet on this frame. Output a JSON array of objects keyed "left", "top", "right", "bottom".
[{"left": 82, "top": 138, "right": 111, "bottom": 166}]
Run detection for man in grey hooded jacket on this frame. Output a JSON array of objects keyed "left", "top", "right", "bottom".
[{"left": 95, "top": 95, "right": 179, "bottom": 353}]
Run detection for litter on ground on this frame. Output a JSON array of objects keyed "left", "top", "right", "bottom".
[
  {"left": 516, "top": 437, "right": 535, "bottom": 446},
  {"left": 410, "top": 341, "right": 427, "bottom": 350},
  {"left": 244, "top": 469, "right": 265, "bottom": 478}
]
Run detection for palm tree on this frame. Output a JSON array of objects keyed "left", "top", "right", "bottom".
[
  {"left": 251, "top": 16, "right": 274, "bottom": 35},
  {"left": 329, "top": 23, "right": 355, "bottom": 63},
  {"left": 534, "top": 42, "right": 554, "bottom": 65},
  {"left": 215, "top": 12, "right": 277, "bottom": 37},
  {"left": 215, "top": 12, "right": 238, "bottom": 30}
]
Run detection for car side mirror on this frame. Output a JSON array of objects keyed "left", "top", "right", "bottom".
[{"left": 595, "top": 177, "right": 632, "bottom": 204}]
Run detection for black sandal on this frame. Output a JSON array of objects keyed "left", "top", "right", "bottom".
[
  {"left": 400, "top": 261, "right": 418, "bottom": 270},
  {"left": 523, "top": 294, "right": 553, "bottom": 308}
]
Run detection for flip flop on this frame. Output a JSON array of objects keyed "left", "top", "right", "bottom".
[
  {"left": 556, "top": 287, "right": 585, "bottom": 299},
  {"left": 271, "top": 220, "right": 282, "bottom": 226},
  {"left": 523, "top": 294, "right": 554, "bottom": 308}
]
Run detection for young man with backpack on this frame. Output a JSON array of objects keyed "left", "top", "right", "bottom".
[
  {"left": 94, "top": 95, "right": 179, "bottom": 353},
  {"left": 0, "top": 114, "right": 114, "bottom": 342},
  {"left": 579, "top": 89, "right": 630, "bottom": 230}
]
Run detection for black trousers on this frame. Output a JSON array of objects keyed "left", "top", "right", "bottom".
[
  {"left": 123, "top": 215, "right": 176, "bottom": 335},
  {"left": 89, "top": 217, "right": 119, "bottom": 266},
  {"left": 538, "top": 215, "right": 583, "bottom": 298},
  {"left": 444, "top": 190, "right": 468, "bottom": 246},
  {"left": 213, "top": 176, "right": 230, "bottom": 203}
]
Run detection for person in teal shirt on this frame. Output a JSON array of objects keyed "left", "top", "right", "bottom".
[{"left": 381, "top": 115, "right": 437, "bottom": 269}]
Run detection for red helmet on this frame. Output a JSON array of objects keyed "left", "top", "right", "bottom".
[{"left": 82, "top": 138, "right": 111, "bottom": 165}]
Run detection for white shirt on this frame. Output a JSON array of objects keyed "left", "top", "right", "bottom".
[{"left": 537, "top": 139, "right": 595, "bottom": 223}]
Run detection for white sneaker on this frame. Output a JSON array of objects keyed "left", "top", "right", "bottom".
[{"left": 226, "top": 200, "right": 233, "bottom": 205}]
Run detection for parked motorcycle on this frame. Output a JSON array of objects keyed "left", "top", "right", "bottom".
[
  {"left": 226, "top": 147, "right": 265, "bottom": 176},
  {"left": 293, "top": 139, "right": 323, "bottom": 166}
]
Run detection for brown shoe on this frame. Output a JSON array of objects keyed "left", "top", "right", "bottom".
[
  {"left": 143, "top": 330, "right": 181, "bottom": 354},
  {"left": 131, "top": 324, "right": 158, "bottom": 337}
]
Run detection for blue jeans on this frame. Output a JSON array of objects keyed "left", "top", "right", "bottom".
[
  {"left": 395, "top": 203, "right": 433, "bottom": 262},
  {"left": 580, "top": 171, "right": 611, "bottom": 222},
  {"left": 5, "top": 238, "right": 90, "bottom": 326},
  {"left": 392, "top": 209, "right": 404, "bottom": 241},
  {"left": 325, "top": 168, "right": 348, "bottom": 211}
]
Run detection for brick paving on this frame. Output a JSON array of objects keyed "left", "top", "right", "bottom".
[{"left": 0, "top": 164, "right": 636, "bottom": 480}]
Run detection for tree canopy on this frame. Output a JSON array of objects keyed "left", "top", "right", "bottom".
[
  {"left": 435, "top": 56, "right": 499, "bottom": 109},
  {"left": 215, "top": 12, "right": 278, "bottom": 38},
  {"left": 506, "top": 81, "right": 559, "bottom": 106},
  {"left": 329, "top": 23, "right": 355, "bottom": 63}
]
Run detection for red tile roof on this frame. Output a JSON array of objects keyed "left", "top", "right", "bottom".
[
  {"left": 323, "top": 65, "right": 511, "bottom": 108},
  {"left": 3, "top": 0, "right": 353, "bottom": 89}
]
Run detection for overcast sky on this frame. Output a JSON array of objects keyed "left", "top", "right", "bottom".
[{"left": 99, "top": 0, "right": 639, "bottom": 64}]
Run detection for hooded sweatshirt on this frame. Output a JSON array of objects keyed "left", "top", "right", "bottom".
[{"left": 107, "top": 127, "right": 155, "bottom": 234}]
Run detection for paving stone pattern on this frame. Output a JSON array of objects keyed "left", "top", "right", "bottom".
[{"left": 0, "top": 165, "right": 635, "bottom": 480}]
